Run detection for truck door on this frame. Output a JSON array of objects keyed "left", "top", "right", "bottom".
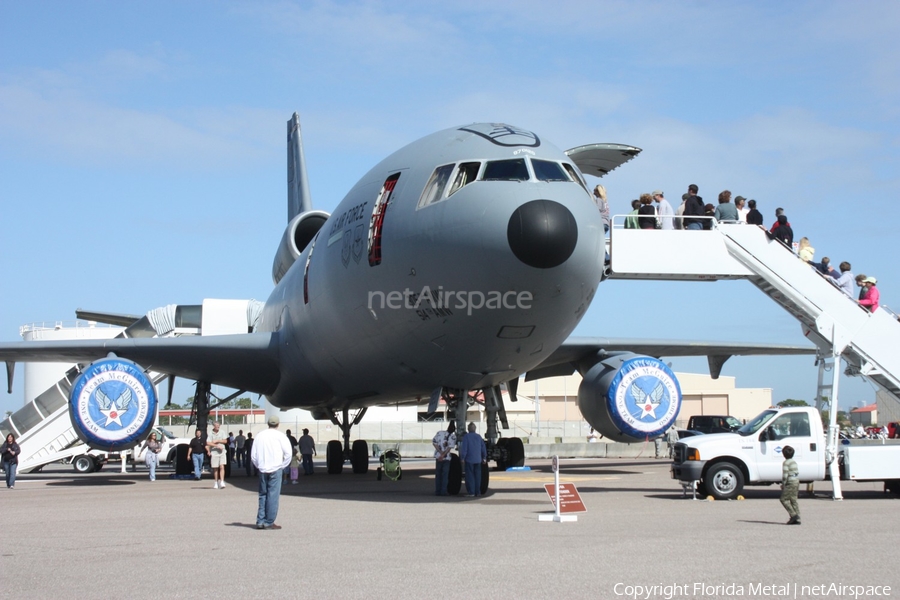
[{"left": 755, "top": 412, "right": 824, "bottom": 481}]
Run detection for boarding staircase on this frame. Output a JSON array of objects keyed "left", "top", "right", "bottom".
[
  {"left": 607, "top": 220, "right": 900, "bottom": 406},
  {"left": 1, "top": 299, "right": 263, "bottom": 473}
]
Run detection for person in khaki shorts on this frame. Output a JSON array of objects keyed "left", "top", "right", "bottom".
[{"left": 207, "top": 422, "right": 229, "bottom": 489}]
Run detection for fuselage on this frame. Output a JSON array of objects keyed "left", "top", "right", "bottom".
[{"left": 256, "top": 124, "right": 604, "bottom": 411}]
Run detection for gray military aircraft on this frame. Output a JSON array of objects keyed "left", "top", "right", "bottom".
[{"left": 0, "top": 115, "right": 812, "bottom": 493}]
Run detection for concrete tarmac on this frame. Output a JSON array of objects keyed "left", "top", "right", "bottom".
[{"left": 1, "top": 458, "right": 898, "bottom": 600}]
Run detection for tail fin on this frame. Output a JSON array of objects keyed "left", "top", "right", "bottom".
[{"left": 287, "top": 112, "right": 313, "bottom": 221}]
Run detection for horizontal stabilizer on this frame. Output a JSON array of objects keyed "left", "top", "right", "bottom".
[{"left": 75, "top": 308, "right": 142, "bottom": 327}]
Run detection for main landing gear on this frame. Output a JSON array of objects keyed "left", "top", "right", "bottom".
[{"left": 325, "top": 407, "right": 370, "bottom": 474}]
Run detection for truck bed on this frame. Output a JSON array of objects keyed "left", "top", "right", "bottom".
[{"left": 840, "top": 441, "right": 900, "bottom": 481}]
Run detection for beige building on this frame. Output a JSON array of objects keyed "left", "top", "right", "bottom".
[{"left": 516, "top": 371, "right": 773, "bottom": 427}]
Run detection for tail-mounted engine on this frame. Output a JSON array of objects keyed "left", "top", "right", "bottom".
[
  {"left": 272, "top": 210, "right": 330, "bottom": 284},
  {"left": 577, "top": 353, "right": 682, "bottom": 443}
]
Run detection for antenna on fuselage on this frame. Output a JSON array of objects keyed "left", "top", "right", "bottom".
[{"left": 287, "top": 112, "right": 313, "bottom": 220}]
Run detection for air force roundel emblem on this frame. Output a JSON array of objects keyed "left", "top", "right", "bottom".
[
  {"left": 606, "top": 356, "right": 681, "bottom": 439},
  {"left": 69, "top": 358, "right": 157, "bottom": 451},
  {"left": 458, "top": 124, "right": 541, "bottom": 148}
]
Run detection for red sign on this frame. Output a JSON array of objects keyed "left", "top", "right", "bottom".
[{"left": 543, "top": 483, "right": 587, "bottom": 513}]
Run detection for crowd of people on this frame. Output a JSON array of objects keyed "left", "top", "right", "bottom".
[{"left": 595, "top": 183, "right": 882, "bottom": 313}]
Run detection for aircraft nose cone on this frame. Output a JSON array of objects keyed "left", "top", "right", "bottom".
[{"left": 507, "top": 199, "right": 578, "bottom": 269}]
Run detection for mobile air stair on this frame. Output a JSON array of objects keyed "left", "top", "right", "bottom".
[{"left": 608, "top": 219, "right": 900, "bottom": 498}]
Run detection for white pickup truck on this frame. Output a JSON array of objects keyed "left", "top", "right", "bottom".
[{"left": 671, "top": 406, "right": 900, "bottom": 499}]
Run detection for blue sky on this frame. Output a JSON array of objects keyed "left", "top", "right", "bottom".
[{"left": 1, "top": 1, "right": 898, "bottom": 417}]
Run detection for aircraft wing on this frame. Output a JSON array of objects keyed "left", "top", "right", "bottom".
[
  {"left": 0, "top": 333, "right": 281, "bottom": 395},
  {"left": 525, "top": 336, "right": 817, "bottom": 381},
  {"left": 565, "top": 143, "right": 642, "bottom": 178}
]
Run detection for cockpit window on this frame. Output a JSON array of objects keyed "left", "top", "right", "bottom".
[
  {"left": 532, "top": 159, "right": 569, "bottom": 182},
  {"left": 417, "top": 164, "right": 455, "bottom": 209},
  {"left": 482, "top": 158, "right": 529, "bottom": 181},
  {"left": 562, "top": 163, "right": 589, "bottom": 193},
  {"left": 447, "top": 162, "right": 481, "bottom": 196}
]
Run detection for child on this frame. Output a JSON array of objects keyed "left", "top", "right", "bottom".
[
  {"left": 781, "top": 445, "right": 800, "bottom": 525},
  {"left": 290, "top": 447, "right": 301, "bottom": 484}
]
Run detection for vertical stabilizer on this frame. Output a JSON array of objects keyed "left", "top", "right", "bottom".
[{"left": 287, "top": 112, "right": 313, "bottom": 220}]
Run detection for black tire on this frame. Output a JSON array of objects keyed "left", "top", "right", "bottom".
[
  {"left": 377, "top": 468, "right": 382, "bottom": 481},
  {"left": 506, "top": 437, "right": 525, "bottom": 468},
  {"left": 704, "top": 462, "right": 744, "bottom": 500},
  {"left": 93, "top": 460, "right": 104, "bottom": 472},
  {"left": 73, "top": 455, "right": 95, "bottom": 474},
  {"left": 166, "top": 449, "right": 177, "bottom": 464},
  {"left": 326, "top": 440, "right": 344, "bottom": 474},
  {"left": 351, "top": 439, "right": 369, "bottom": 474},
  {"left": 480, "top": 463, "right": 490, "bottom": 495},
  {"left": 397, "top": 469, "right": 402, "bottom": 480},
  {"left": 448, "top": 454, "right": 462, "bottom": 495}
]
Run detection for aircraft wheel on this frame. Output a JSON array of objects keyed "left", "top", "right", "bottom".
[
  {"left": 73, "top": 455, "right": 95, "bottom": 474},
  {"left": 705, "top": 462, "right": 744, "bottom": 500},
  {"left": 494, "top": 438, "right": 509, "bottom": 471},
  {"left": 448, "top": 454, "right": 462, "bottom": 495},
  {"left": 506, "top": 437, "right": 525, "bottom": 468},
  {"left": 351, "top": 440, "right": 369, "bottom": 474},
  {"left": 326, "top": 440, "right": 344, "bottom": 474},
  {"left": 480, "top": 463, "right": 490, "bottom": 495}
]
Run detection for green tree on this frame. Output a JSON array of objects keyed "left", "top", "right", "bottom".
[{"left": 777, "top": 399, "right": 809, "bottom": 407}]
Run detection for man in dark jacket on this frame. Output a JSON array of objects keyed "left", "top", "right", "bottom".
[
  {"left": 682, "top": 184, "right": 705, "bottom": 230},
  {"left": 768, "top": 214, "right": 793, "bottom": 247}
]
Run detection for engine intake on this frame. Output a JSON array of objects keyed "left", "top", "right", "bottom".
[
  {"left": 577, "top": 353, "right": 681, "bottom": 443},
  {"left": 272, "top": 210, "right": 330, "bottom": 284}
]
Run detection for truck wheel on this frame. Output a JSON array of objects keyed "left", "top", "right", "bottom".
[
  {"left": 73, "top": 455, "right": 95, "bottom": 474},
  {"left": 705, "top": 462, "right": 744, "bottom": 500}
]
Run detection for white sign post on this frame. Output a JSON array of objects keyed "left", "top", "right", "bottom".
[{"left": 539, "top": 455, "right": 580, "bottom": 522}]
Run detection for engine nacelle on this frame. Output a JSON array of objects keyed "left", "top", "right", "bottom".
[
  {"left": 69, "top": 357, "right": 158, "bottom": 452},
  {"left": 577, "top": 353, "right": 682, "bottom": 443},
  {"left": 271, "top": 210, "right": 330, "bottom": 284}
]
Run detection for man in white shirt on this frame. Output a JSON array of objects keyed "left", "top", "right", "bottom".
[
  {"left": 653, "top": 190, "right": 675, "bottom": 230},
  {"left": 735, "top": 196, "right": 749, "bottom": 223},
  {"left": 432, "top": 421, "right": 456, "bottom": 496},
  {"left": 251, "top": 416, "right": 292, "bottom": 530}
]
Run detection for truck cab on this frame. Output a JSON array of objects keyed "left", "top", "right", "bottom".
[
  {"left": 672, "top": 407, "right": 827, "bottom": 499},
  {"left": 686, "top": 415, "right": 742, "bottom": 434}
]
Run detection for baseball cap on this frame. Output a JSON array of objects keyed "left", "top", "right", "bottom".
[
  {"left": 267, "top": 415, "right": 280, "bottom": 426},
  {"left": 735, "top": 195, "right": 746, "bottom": 202},
  {"left": 652, "top": 190, "right": 664, "bottom": 197},
  {"left": 864, "top": 276, "right": 877, "bottom": 284}
]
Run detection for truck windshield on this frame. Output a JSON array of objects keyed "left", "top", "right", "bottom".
[{"left": 737, "top": 409, "right": 777, "bottom": 436}]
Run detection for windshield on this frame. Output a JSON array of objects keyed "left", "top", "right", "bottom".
[
  {"left": 724, "top": 417, "right": 742, "bottom": 430},
  {"left": 482, "top": 158, "right": 529, "bottom": 181},
  {"left": 737, "top": 410, "right": 777, "bottom": 436}
]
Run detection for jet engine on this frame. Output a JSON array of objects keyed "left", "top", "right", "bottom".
[
  {"left": 577, "top": 353, "right": 682, "bottom": 443},
  {"left": 69, "top": 357, "right": 158, "bottom": 452},
  {"left": 271, "top": 210, "right": 331, "bottom": 284}
]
